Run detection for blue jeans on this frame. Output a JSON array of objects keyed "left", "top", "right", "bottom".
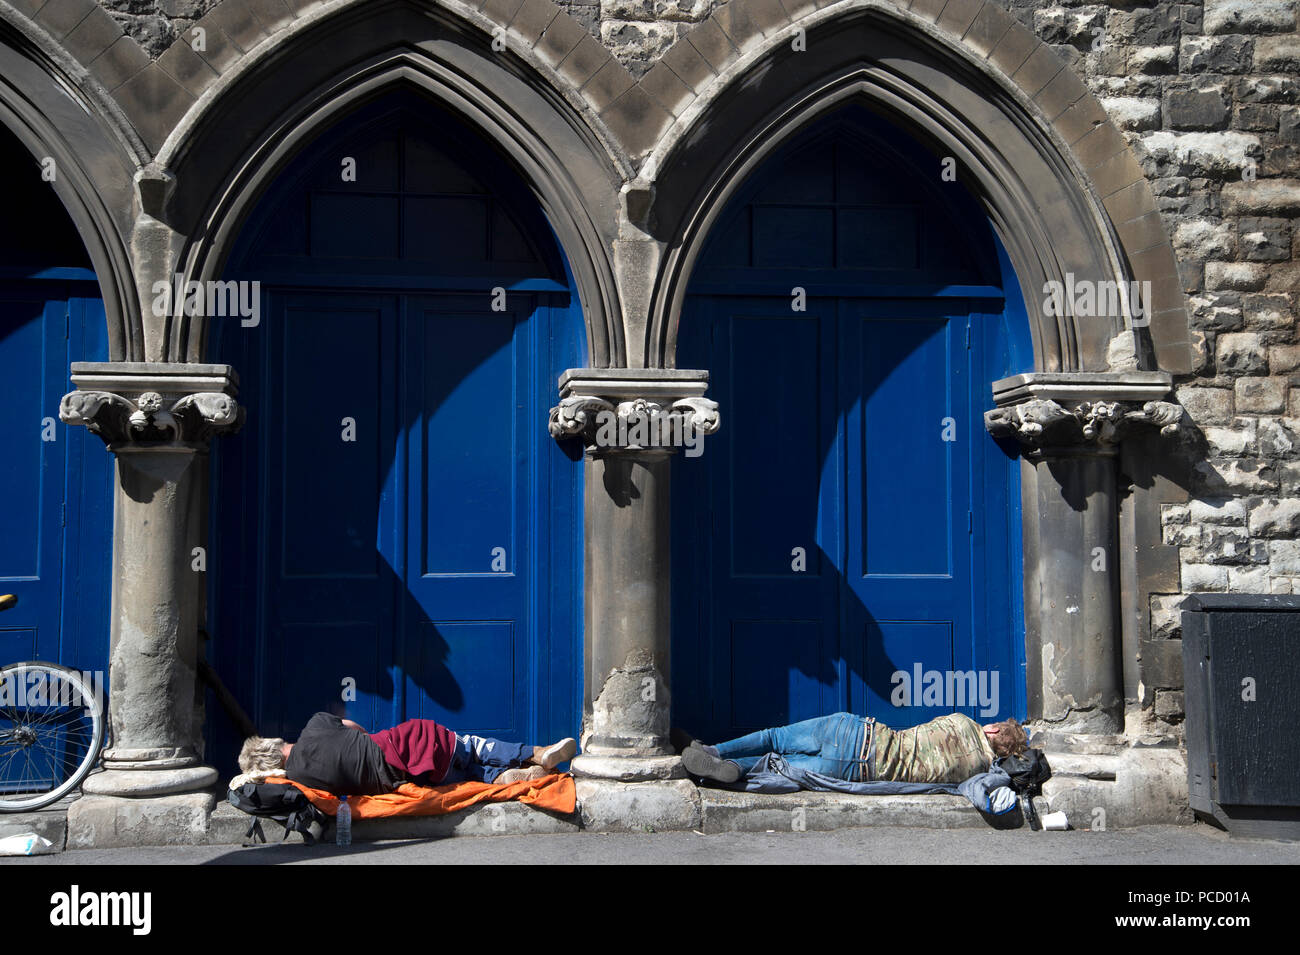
[
  {"left": 440, "top": 734, "right": 532, "bottom": 784},
  {"left": 714, "top": 713, "right": 869, "bottom": 782}
]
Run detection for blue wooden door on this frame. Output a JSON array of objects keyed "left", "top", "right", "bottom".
[
  {"left": 400, "top": 293, "right": 535, "bottom": 740},
  {"left": 839, "top": 297, "right": 975, "bottom": 726},
  {"left": 671, "top": 106, "right": 1028, "bottom": 741},
  {"left": 212, "top": 286, "right": 580, "bottom": 753},
  {"left": 0, "top": 285, "right": 112, "bottom": 673},
  {"left": 674, "top": 291, "right": 1018, "bottom": 740},
  {"left": 257, "top": 290, "right": 401, "bottom": 736},
  {"left": 674, "top": 294, "right": 841, "bottom": 732},
  {"left": 206, "top": 94, "right": 584, "bottom": 771}
]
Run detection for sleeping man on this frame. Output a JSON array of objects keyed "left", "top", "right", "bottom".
[
  {"left": 238, "top": 711, "right": 577, "bottom": 796},
  {"left": 677, "top": 711, "right": 1027, "bottom": 786}
]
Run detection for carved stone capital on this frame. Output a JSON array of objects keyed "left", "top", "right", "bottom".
[
  {"left": 60, "top": 362, "right": 243, "bottom": 449},
  {"left": 548, "top": 395, "right": 616, "bottom": 439},
  {"left": 550, "top": 368, "right": 720, "bottom": 455},
  {"left": 985, "top": 372, "right": 1182, "bottom": 452}
]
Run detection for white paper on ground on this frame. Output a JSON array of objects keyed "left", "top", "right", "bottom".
[{"left": 0, "top": 832, "right": 56, "bottom": 855}]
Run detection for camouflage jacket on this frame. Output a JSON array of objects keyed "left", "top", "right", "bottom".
[{"left": 870, "top": 713, "right": 995, "bottom": 783}]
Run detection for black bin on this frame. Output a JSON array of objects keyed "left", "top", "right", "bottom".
[{"left": 1181, "top": 594, "right": 1300, "bottom": 841}]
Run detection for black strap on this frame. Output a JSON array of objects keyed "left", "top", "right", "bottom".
[
  {"left": 1021, "top": 793, "right": 1041, "bottom": 831},
  {"left": 242, "top": 818, "right": 267, "bottom": 847}
]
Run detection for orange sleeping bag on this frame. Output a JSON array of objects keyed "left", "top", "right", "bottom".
[{"left": 264, "top": 773, "right": 577, "bottom": 819}]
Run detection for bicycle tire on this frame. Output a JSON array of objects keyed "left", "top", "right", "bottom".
[{"left": 0, "top": 661, "right": 105, "bottom": 812}]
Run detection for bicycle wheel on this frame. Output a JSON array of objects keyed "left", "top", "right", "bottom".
[{"left": 0, "top": 662, "right": 105, "bottom": 811}]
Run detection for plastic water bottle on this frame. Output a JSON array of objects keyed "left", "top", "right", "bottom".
[{"left": 336, "top": 795, "right": 351, "bottom": 846}]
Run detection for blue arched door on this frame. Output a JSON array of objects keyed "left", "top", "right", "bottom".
[
  {"left": 0, "top": 126, "right": 112, "bottom": 684},
  {"left": 207, "top": 93, "right": 583, "bottom": 772},
  {"left": 673, "top": 107, "right": 1030, "bottom": 741}
]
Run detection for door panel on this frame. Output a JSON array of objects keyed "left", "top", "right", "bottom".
[
  {"left": 675, "top": 293, "right": 1009, "bottom": 741},
  {"left": 264, "top": 292, "right": 398, "bottom": 735},
  {"left": 402, "top": 295, "right": 531, "bottom": 738},
  {"left": 0, "top": 290, "right": 111, "bottom": 672},
  {"left": 0, "top": 295, "right": 63, "bottom": 664},
  {"left": 840, "top": 299, "right": 971, "bottom": 726},
  {"left": 676, "top": 295, "right": 841, "bottom": 739}
]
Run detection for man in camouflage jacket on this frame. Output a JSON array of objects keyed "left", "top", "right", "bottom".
[{"left": 680, "top": 711, "right": 1027, "bottom": 785}]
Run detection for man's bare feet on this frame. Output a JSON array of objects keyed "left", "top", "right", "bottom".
[
  {"left": 494, "top": 765, "right": 547, "bottom": 785},
  {"left": 530, "top": 737, "right": 577, "bottom": 770}
]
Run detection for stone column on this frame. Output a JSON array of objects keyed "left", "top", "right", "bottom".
[
  {"left": 59, "top": 362, "right": 242, "bottom": 845},
  {"left": 985, "top": 372, "right": 1182, "bottom": 735},
  {"left": 548, "top": 369, "right": 719, "bottom": 786}
]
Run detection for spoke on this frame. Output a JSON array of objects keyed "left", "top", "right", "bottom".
[
  {"left": 25, "top": 700, "right": 72, "bottom": 729},
  {"left": 39, "top": 744, "right": 64, "bottom": 789},
  {"left": 19, "top": 744, "right": 39, "bottom": 788},
  {"left": 31, "top": 718, "right": 93, "bottom": 739},
  {"left": 26, "top": 743, "right": 53, "bottom": 786},
  {"left": 0, "top": 745, "right": 24, "bottom": 780}
]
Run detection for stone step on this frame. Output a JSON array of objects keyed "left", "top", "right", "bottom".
[
  {"left": 207, "top": 799, "right": 580, "bottom": 845},
  {"left": 0, "top": 795, "right": 74, "bottom": 852},
  {"left": 51, "top": 771, "right": 1189, "bottom": 849},
  {"left": 205, "top": 783, "right": 1009, "bottom": 844},
  {"left": 697, "top": 789, "right": 992, "bottom": 833}
]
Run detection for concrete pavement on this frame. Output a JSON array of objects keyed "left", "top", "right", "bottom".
[{"left": 4, "top": 822, "right": 1296, "bottom": 865}]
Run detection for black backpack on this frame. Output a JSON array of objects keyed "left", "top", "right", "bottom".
[
  {"left": 228, "top": 781, "right": 329, "bottom": 847},
  {"left": 995, "top": 748, "right": 1052, "bottom": 796},
  {"left": 995, "top": 748, "right": 1052, "bottom": 831}
]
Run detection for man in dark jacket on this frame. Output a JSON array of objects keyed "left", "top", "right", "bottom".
[{"left": 238, "top": 712, "right": 577, "bottom": 795}]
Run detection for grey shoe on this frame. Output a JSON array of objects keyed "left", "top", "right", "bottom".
[
  {"left": 495, "top": 765, "right": 547, "bottom": 785},
  {"left": 681, "top": 745, "right": 742, "bottom": 783},
  {"left": 538, "top": 737, "right": 578, "bottom": 770}
]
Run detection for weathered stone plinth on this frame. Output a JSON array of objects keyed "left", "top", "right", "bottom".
[
  {"left": 67, "top": 792, "right": 219, "bottom": 849},
  {"left": 1033, "top": 742, "right": 1192, "bottom": 829},
  {"left": 575, "top": 778, "right": 702, "bottom": 832},
  {"left": 82, "top": 758, "right": 218, "bottom": 797},
  {"left": 570, "top": 753, "right": 686, "bottom": 781}
]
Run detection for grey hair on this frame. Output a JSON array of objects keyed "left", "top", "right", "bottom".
[{"left": 239, "top": 736, "right": 287, "bottom": 774}]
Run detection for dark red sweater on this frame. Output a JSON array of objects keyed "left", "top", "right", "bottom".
[{"left": 369, "top": 718, "right": 458, "bottom": 785}]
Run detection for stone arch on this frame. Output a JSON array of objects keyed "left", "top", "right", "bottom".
[
  {"left": 153, "top": 0, "right": 627, "bottom": 365},
  {"left": 641, "top": 0, "right": 1193, "bottom": 376},
  {"left": 0, "top": 13, "right": 143, "bottom": 361}
]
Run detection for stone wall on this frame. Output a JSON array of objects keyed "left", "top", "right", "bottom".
[
  {"left": 100, "top": 0, "right": 217, "bottom": 58},
  {"left": 1001, "top": 1, "right": 1298, "bottom": 731}
]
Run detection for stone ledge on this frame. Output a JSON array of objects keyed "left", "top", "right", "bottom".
[
  {"left": 577, "top": 778, "right": 702, "bottom": 831},
  {"left": 0, "top": 797, "right": 72, "bottom": 851},
  {"left": 1039, "top": 746, "right": 1192, "bottom": 828},
  {"left": 992, "top": 371, "right": 1175, "bottom": 407},
  {"left": 67, "top": 791, "right": 218, "bottom": 849},
  {"left": 205, "top": 799, "right": 580, "bottom": 843},
  {"left": 48, "top": 746, "right": 1198, "bottom": 848},
  {"left": 571, "top": 753, "right": 686, "bottom": 780},
  {"left": 698, "top": 789, "right": 988, "bottom": 833}
]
